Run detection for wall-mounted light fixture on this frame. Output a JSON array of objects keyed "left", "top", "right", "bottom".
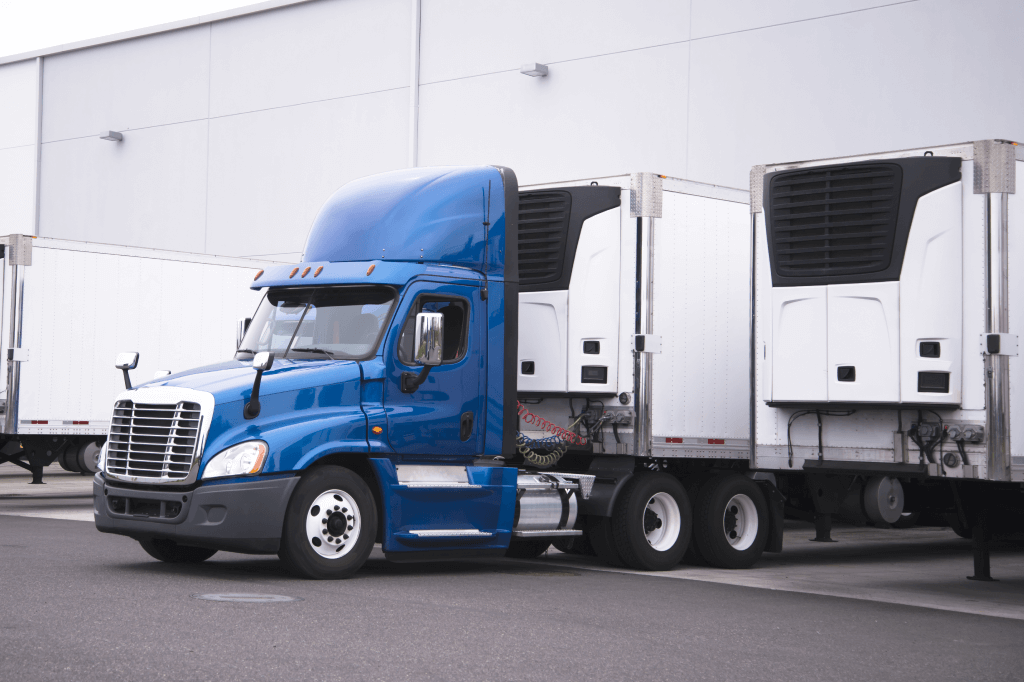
[
  {"left": 520, "top": 63, "right": 548, "bottom": 77},
  {"left": 100, "top": 130, "right": 123, "bottom": 142}
]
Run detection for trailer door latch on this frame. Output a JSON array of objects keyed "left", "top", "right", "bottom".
[
  {"left": 981, "top": 333, "right": 1018, "bottom": 356},
  {"left": 631, "top": 334, "right": 662, "bottom": 353}
]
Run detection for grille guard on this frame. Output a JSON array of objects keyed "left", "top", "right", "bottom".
[{"left": 104, "top": 386, "right": 215, "bottom": 486}]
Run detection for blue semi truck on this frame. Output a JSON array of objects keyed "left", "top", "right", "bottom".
[{"left": 93, "top": 165, "right": 722, "bottom": 578}]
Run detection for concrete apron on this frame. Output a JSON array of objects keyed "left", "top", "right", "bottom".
[{"left": 523, "top": 522, "right": 1024, "bottom": 622}]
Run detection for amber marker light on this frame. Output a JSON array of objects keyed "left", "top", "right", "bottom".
[
  {"left": 254, "top": 269, "right": 264, "bottom": 281},
  {"left": 301, "top": 266, "right": 311, "bottom": 278},
  {"left": 289, "top": 267, "right": 299, "bottom": 278},
  {"left": 366, "top": 263, "right": 376, "bottom": 276},
  {"left": 372, "top": 426, "right": 383, "bottom": 434},
  {"left": 314, "top": 266, "right": 323, "bottom": 277}
]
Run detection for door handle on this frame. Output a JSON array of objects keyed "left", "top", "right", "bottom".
[{"left": 460, "top": 412, "right": 473, "bottom": 442}]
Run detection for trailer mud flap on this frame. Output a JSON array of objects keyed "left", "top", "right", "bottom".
[{"left": 754, "top": 479, "right": 785, "bottom": 553}]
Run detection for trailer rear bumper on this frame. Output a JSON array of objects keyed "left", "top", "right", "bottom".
[{"left": 93, "top": 473, "right": 299, "bottom": 554}]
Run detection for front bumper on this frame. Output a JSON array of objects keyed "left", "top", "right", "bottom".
[{"left": 93, "top": 473, "right": 299, "bottom": 554}]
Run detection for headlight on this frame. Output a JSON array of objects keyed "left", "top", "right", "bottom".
[
  {"left": 97, "top": 442, "right": 108, "bottom": 473},
  {"left": 202, "top": 441, "right": 269, "bottom": 480}
]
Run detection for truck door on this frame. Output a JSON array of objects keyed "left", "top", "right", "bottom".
[{"left": 382, "top": 282, "right": 485, "bottom": 458}]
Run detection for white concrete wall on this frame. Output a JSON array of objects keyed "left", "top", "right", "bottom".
[
  {"left": 2, "top": 0, "right": 1022, "bottom": 259},
  {"left": 0, "top": 59, "right": 39, "bottom": 235}
]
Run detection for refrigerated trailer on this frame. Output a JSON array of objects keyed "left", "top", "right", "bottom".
[
  {"left": 0, "top": 235, "right": 269, "bottom": 482},
  {"left": 90, "top": 147, "right": 1023, "bottom": 579},
  {"left": 750, "top": 139, "right": 1024, "bottom": 579}
]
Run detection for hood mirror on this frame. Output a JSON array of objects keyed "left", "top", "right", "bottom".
[
  {"left": 236, "top": 317, "right": 252, "bottom": 349},
  {"left": 244, "top": 352, "right": 274, "bottom": 419},
  {"left": 402, "top": 313, "right": 443, "bottom": 393},
  {"left": 115, "top": 352, "right": 139, "bottom": 390}
]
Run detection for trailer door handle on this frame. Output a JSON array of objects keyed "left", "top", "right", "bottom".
[{"left": 460, "top": 412, "right": 473, "bottom": 441}]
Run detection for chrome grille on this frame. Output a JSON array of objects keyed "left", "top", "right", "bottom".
[{"left": 106, "top": 400, "right": 203, "bottom": 480}]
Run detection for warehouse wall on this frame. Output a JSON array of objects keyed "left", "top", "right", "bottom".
[{"left": 0, "top": 0, "right": 1021, "bottom": 261}]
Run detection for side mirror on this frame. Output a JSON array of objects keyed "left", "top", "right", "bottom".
[
  {"left": 115, "top": 352, "right": 139, "bottom": 390},
  {"left": 244, "top": 352, "right": 274, "bottom": 419},
  {"left": 413, "top": 312, "right": 443, "bottom": 366},
  {"left": 402, "top": 313, "right": 443, "bottom": 393},
  {"left": 236, "top": 317, "right": 252, "bottom": 348}
]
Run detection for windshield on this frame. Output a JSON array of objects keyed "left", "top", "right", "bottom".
[{"left": 237, "top": 287, "right": 395, "bottom": 360}]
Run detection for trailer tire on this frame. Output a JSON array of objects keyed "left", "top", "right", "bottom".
[
  {"left": 505, "top": 539, "right": 551, "bottom": 559},
  {"left": 611, "top": 473, "right": 692, "bottom": 571},
  {"left": 58, "top": 446, "right": 81, "bottom": 473},
  {"left": 77, "top": 442, "right": 102, "bottom": 474},
  {"left": 693, "top": 475, "right": 768, "bottom": 569},
  {"left": 278, "top": 465, "right": 377, "bottom": 580},
  {"left": 138, "top": 538, "right": 217, "bottom": 563}
]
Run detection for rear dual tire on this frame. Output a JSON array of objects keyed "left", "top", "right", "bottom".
[
  {"left": 587, "top": 472, "right": 692, "bottom": 571},
  {"left": 692, "top": 475, "right": 768, "bottom": 569}
]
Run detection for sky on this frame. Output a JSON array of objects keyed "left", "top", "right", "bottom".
[{"left": 0, "top": 0, "right": 262, "bottom": 58}]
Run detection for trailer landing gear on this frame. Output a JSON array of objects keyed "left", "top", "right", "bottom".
[
  {"left": 811, "top": 513, "right": 836, "bottom": 543},
  {"left": 967, "top": 512, "right": 996, "bottom": 582}
]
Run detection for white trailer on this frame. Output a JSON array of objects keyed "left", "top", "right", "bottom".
[
  {"left": 0, "top": 235, "right": 269, "bottom": 482},
  {"left": 514, "top": 142, "right": 1024, "bottom": 578}
]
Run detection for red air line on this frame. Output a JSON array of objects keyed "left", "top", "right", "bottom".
[{"left": 516, "top": 401, "right": 588, "bottom": 446}]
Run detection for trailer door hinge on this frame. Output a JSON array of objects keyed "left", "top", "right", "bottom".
[
  {"left": 631, "top": 334, "right": 662, "bottom": 353},
  {"left": 7, "top": 348, "right": 29, "bottom": 362},
  {"left": 981, "top": 333, "right": 1018, "bottom": 356}
]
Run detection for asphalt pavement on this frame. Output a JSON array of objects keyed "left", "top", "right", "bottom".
[{"left": 2, "top": 466, "right": 1024, "bottom": 681}]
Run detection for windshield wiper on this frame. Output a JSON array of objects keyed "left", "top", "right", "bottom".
[
  {"left": 236, "top": 348, "right": 258, "bottom": 354},
  {"left": 289, "top": 347, "right": 335, "bottom": 359}
]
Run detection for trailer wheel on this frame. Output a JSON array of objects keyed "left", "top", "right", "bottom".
[
  {"left": 77, "top": 442, "right": 102, "bottom": 474},
  {"left": 58, "top": 445, "right": 81, "bottom": 473},
  {"left": 278, "top": 465, "right": 377, "bottom": 580},
  {"left": 505, "top": 539, "right": 551, "bottom": 559},
  {"left": 611, "top": 473, "right": 692, "bottom": 571},
  {"left": 138, "top": 538, "right": 217, "bottom": 563},
  {"left": 693, "top": 475, "right": 768, "bottom": 569}
]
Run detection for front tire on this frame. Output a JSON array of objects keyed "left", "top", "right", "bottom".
[
  {"left": 693, "top": 475, "right": 768, "bottom": 569},
  {"left": 278, "top": 466, "right": 377, "bottom": 580},
  {"left": 611, "top": 472, "right": 692, "bottom": 571},
  {"left": 139, "top": 538, "right": 217, "bottom": 563}
]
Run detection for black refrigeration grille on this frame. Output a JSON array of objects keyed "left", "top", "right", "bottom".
[
  {"left": 517, "top": 190, "right": 571, "bottom": 286},
  {"left": 768, "top": 163, "right": 902, "bottom": 279}
]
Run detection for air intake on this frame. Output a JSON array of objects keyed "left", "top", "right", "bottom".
[
  {"left": 768, "top": 163, "right": 902, "bottom": 281},
  {"left": 517, "top": 190, "right": 571, "bottom": 287}
]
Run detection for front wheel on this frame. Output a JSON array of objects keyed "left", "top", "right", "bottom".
[
  {"left": 139, "top": 538, "right": 217, "bottom": 563},
  {"left": 693, "top": 475, "right": 768, "bottom": 569},
  {"left": 278, "top": 466, "right": 377, "bottom": 580},
  {"left": 611, "top": 472, "right": 692, "bottom": 571}
]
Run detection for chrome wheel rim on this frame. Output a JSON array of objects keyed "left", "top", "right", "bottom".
[
  {"left": 305, "top": 489, "right": 360, "bottom": 559},
  {"left": 723, "top": 494, "right": 758, "bottom": 551},
  {"left": 644, "top": 492, "right": 682, "bottom": 551}
]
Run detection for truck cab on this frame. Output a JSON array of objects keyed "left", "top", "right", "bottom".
[{"left": 93, "top": 165, "right": 692, "bottom": 578}]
